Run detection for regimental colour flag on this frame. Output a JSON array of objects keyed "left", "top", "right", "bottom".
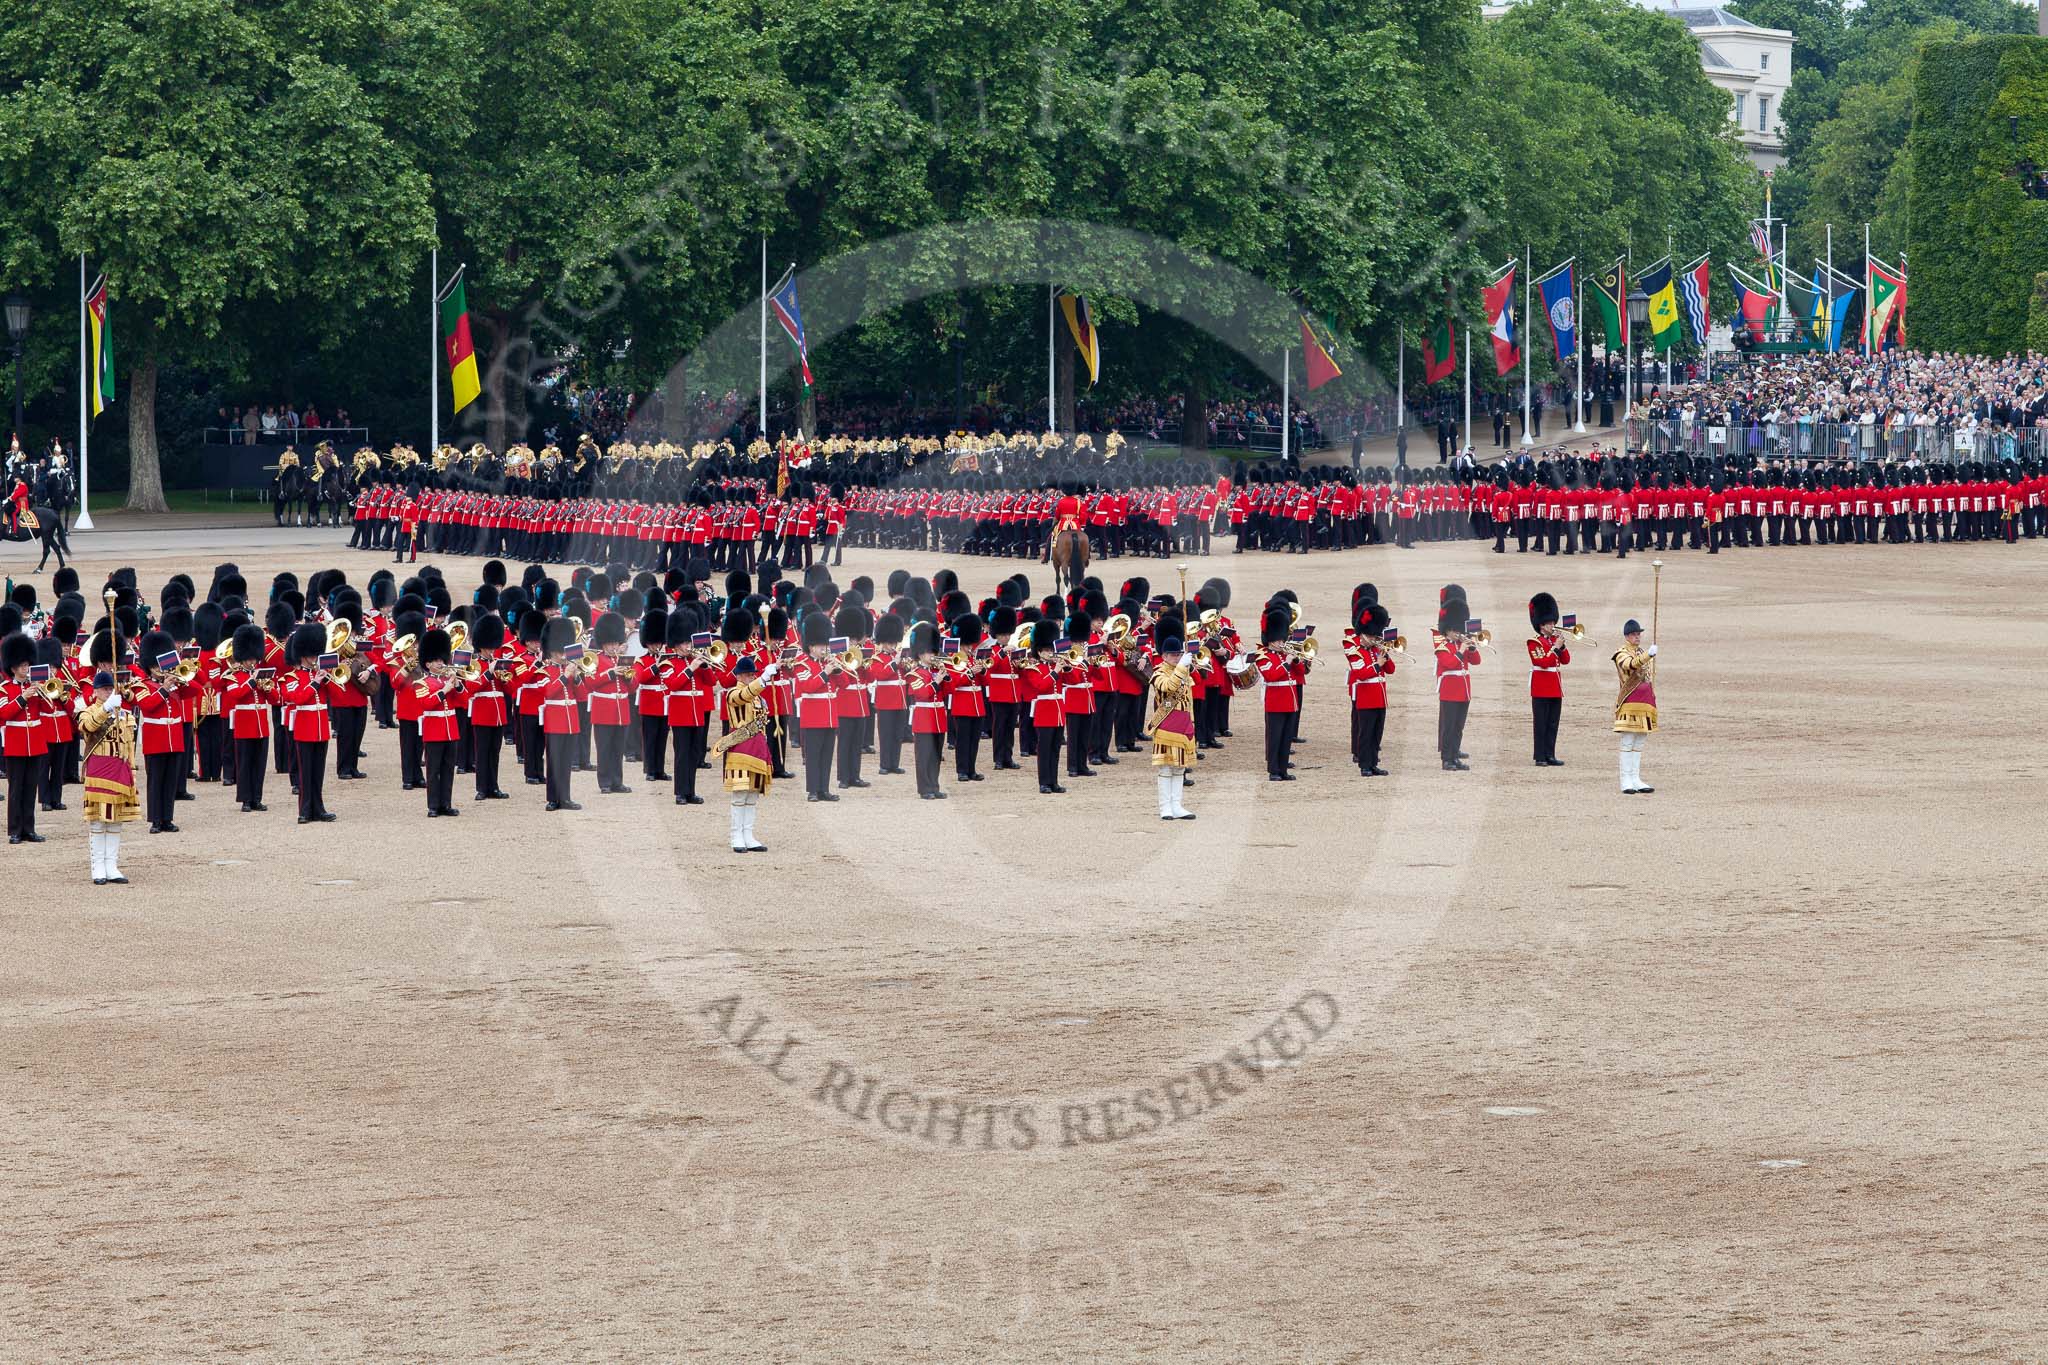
[
  {"left": 437, "top": 267, "right": 480, "bottom": 414},
  {"left": 85, "top": 274, "right": 115, "bottom": 418},
  {"left": 770, "top": 267, "right": 813, "bottom": 390},
  {"left": 1678, "top": 256, "right": 1712, "bottom": 349},
  {"left": 1591, "top": 259, "right": 1627, "bottom": 350},
  {"left": 1300, "top": 315, "right": 1342, "bottom": 390},
  {"left": 1641, "top": 259, "right": 1681, "bottom": 353},
  {"left": 1483, "top": 266, "right": 1519, "bottom": 375},
  {"left": 1420, "top": 301, "right": 1456, "bottom": 384},
  {"left": 1537, "top": 262, "right": 1575, "bottom": 365},
  {"left": 1062, "top": 294, "right": 1101, "bottom": 386}
]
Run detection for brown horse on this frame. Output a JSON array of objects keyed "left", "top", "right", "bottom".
[{"left": 1050, "top": 527, "right": 1091, "bottom": 598}]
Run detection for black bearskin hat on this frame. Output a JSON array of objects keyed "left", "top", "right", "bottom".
[
  {"left": 52, "top": 566, "right": 80, "bottom": 595},
  {"left": 591, "top": 612, "right": 628, "bottom": 649},
  {"left": 419, "top": 628, "right": 453, "bottom": 667},
  {"left": 1063, "top": 613, "right": 1090, "bottom": 644},
  {"left": 533, "top": 579, "right": 560, "bottom": 614},
  {"left": 230, "top": 623, "right": 266, "bottom": 665},
  {"left": 541, "top": 616, "right": 578, "bottom": 656},
  {"left": 1120, "top": 576, "right": 1150, "bottom": 604},
  {"left": 800, "top": 611, "right": 832, "bottom": 649},
  {"left": 725, "top": 570, "right": 751, "bottom": 601},
  {"left": 1030, "top": 619, "right": 1059, "bottom": 652},
  {"left": 990, "top": 605, "right": 1017, "bottom": 636},
  {"left": 265, "top": 602, "right": 298, "bottom": 639},
  {"left": 0, "top": 633, "right": 33, "bottom": 674},
  {"left": 666, "top": 611, "right": 697, "bottom": 649},
  {"left": 875, "top": 614, "right": 905, "bottom": 647},
  {"left": 287, "top": 623, "right": 326, "bottom": 667},
  {"left": 193, "top": 602, "right": 225, "bottom": 651},
  {"left": 834, "top": 604, "right": 869, "bottom": 642},
  {"left": 471, "top": 614, "right": 507, "bottom": 653},
  {"left": 1438, "top": 600, "right": 1468, "bottom": 636},
  {"left": 1361, "top": 602, "right": 1391, "bottom": 638},
  {"left": 886, "top": 569, "right": 910, "bottom": 598},
  {"left": 722, "top": 607, "right": 756, "bottom": 646},
  {"left": 907, "top": 621, "right": 940, "bottom": 657},
  {"left": 1529, "top": 592, "right": 1559, "bottom": 631},
  {"left": 9, "top": 583, "right": 35, "bottom": 612},
  {"left": 1353, "top": 582, "right": 1378, "bottom": 610},
  {"left": 954, "top": 613, "right": 985, "bottom": 648},
  {"left": 1260, "top": 605, "right": 1290, "bottom": 646},
  {"left": 138, "top": 629, "right": 175, "bottom": 668},
  {"left": 482, "top": 559, "right": 508, "bottom": 588},
  {"left": 518, "top": 610, "right": 546, "bottom": 646}
]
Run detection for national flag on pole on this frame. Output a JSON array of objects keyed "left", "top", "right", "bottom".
[
  {"left": 85, "top": 274, "right": 115, "bottom": 418},
  {"left": 1808, "top": 266, "right": 1828, "bottom": 344},
  {"left": 437, "top": 267, "right": 480, "bottom": 414},
  {"left": 1483, "top": 265, "right": 1519, "bottom": 375},
  {"left": 1537, "top": 261, "right": 1576, "bottom": 364},
  {"left": 1420, "top": 302, "right": 1456, "bottom": 383},
  {"left": 1061, "top": 294, "right": 1101, "bottom": 385},
  {"left": 1820, "top": 264, "right": 1860, "bottom": 353},
  {"left": 1728, "top": 266, "right": 1773, "bottom": 343},
  {"left": 1591, "top": 259, "right": 1627, "bottom": 350},
  {"left": 1640, "top": 259, "right": 1681, "bottom": 352},
  {"left": 1866, "top": 257, "right": 1906, "bottom": 350},
  {"left": 1299, "top": 315, "right": 1342, "bottom": 389},
  {"left": 1677, "top": 256, "right": 1712, "bottom": 348},
  {"left": 769, "top": 267, "right": 812, "bottom": 390}
]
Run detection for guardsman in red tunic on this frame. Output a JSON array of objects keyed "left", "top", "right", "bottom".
[
  {"left": 130, "top": 629, "right": 192, "bottom": 833},
  {"left": 1525, "top": 593, "right": 1572, "bottom": 768},
  {"left": 631, "top": 610, "right": 671, "bottom": 784},
  {"left": 1, "top": 632, "right": 51, "bottom": 842},
  {"left": 831, "top": 604, "right": 873, "bottom": 791},
  {"left": 583, "top": 611, "right": 635, "bottom": 797},
  {"left": 531, "top": 616, "right": 585, "bottom": 811},
  {"left": 659, "top": 613, "right": 716, "bottom": 805},
  {"left": 1346, "top": 600, "right": 1397, "bottom": 777},
  {"left": 790, "top": 611, "right": 844, "bottom": 801},
  {"left": 458, "top": 613, "right": 513, "bottom": 801},
  {"left": 942, "top": 614, "right": 989, "bottom": 782},
  {"left": 867, "top": 615, "right": 910, "bottom": 776},
  {"left": 1046, "top": 489, "right": 1084, "bottom": 562},
  {"left": 1250, "top": 604, "right": 1302, "bottom": 780},
  {"left": 220, "top": 624, "right": 275, "bottom": 812},
  {"left": 1433, "top": 594, "right": 1481, "bottom": 771},
  {"left": 901, "top": 622, "right": 949, "bottom": 799},
  {"left": 412, "top": 627, "right": 463, "bottom": 817},
  {"left": 1016, "top": 620, "right": 1067, "bottom": 793},
  {"left": 279, "top": 623, "right": 340, "bottom": 823}
]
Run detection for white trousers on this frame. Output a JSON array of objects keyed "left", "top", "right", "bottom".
[{"left": 1618, "top": 733, "right": 1647, "bottom": 791}]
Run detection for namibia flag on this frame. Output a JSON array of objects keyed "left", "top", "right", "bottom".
[{"left": 438, "top": 267, "right": 480, "bottom": 414}]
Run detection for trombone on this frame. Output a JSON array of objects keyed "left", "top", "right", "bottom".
[{"left": 1546, "top": 621, "right": 1597, "bottom": 648}]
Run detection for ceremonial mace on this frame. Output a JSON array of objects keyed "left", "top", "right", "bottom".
[{"left": 1650, "top": 558, "right": 1663, "bottom": 680}]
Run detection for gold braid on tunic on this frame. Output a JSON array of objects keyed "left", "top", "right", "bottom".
[
  {"left": 712, "top": 675, "right": 774, "bottom": 794},
  {"left": 1611, "top": 644, "right": 1658, "bottom": 734},
  {"left": 76, "top": 700, "right": 142, "bottom": 823},
  {"left": 1144, "top": 661, "right": 1198, "bottom": 768}
]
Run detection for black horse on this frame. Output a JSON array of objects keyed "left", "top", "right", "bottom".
[
  {"left": 273, "top": 462, "right": 310, "bottom": 526},
  {"left": 2, "top": 506, "right": 71, "bottom": 571},
  {"left": 311, "top": 460, "right": 350, "bottom": 527}
]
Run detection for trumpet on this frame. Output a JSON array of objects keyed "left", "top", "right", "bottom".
[
  {"left": 171, "top": 658, "right": 202, "bottom": 686},
  {"left": 572, "top": 650, "right": 607, "bottom": 679},
  {"left": 37, "top": 670, "right": 73, "bottom": 703}
]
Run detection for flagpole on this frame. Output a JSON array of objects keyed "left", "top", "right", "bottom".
[
  {"left": 1462, "top": 327, "right": 1471, "bottom": 458},
  {"left": 1280, "top": 345, "right": 1290, "bottom": 462},
  {"left": 1520, "top": 246, "right": 1533, "bottom": 446},
  {"left": 1665, "top": 229, "right": 1674, "bottom": 389},
  {"left": 1623, "top": 251, "right": 1633, "bottom": 427},
  {"left": 1573, "top": 265, "right": 1586, "bottom": 433},
  {"left": 1047, "top": 284, "right": 1056, "bottom": 436},
  {"left": 1863, "top": 222, "right": 1871, "bottom": 356},
  {"left": 430, "top": 237, "right": 440, "bottom": 455},
  {"left": 759, "top": 236, "right": 768, "bottom": 438},
  {"left": 1396, "top": 325, "right": 1405, "bottom": 465},
  {"left": 75, "top": 253, "right": 92, "bottom": 532},
  {"left": 1826, "top": 224, "right": 1834, "bottom": 353}
]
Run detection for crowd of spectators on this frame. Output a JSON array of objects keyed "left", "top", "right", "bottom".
[{"left": 209, "top": 402, "right": 358, "bottom": 445}]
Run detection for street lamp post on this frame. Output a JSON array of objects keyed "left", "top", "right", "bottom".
[
  {"left": 4, "top": 294, "right": 29, "bottom": 445},
  {"left": 1626, "top": 285, "right": 1650, "bottom": 406}
]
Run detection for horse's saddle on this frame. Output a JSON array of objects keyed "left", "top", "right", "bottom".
[{"left": 16, "top": 508, "right": 38, "bottom": 531}]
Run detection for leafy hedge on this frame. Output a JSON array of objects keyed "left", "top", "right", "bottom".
[
  {"left": 2033, "top": 273, "right": 2048, "bottom": 354},
  {"left": 1907, "top": 36, "right": 2048, "bottom": 354}
]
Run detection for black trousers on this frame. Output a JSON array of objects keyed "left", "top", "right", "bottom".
[
  {"left": 1089, "top": 697, "right": 1113, "bottom": 761},
  {"left": 398, "top": 720, "right": 423, "bottom": 788},
  {"left": 177, "top": 724, "right": 195, "bottom": 797},
  {"left": 1531, "top": 695, "right": 1562, "bottom": 763},
  {"left": 5, "top": 754, "right": 36, "bottom": 837},
  {"left": 520, "top": 715, "right": 545, "bottom": 783},
  {"left": 296, "top": 739, "right": 329, "bottom": 819},
  {"left": 641, "top": 713, "right": 669, "bottom": 778},
  {"left": 673, "top": 724, "right": 707, "bottom": 800},
  {"left": 334, "top": 706, "right": 367, "bottom": 776},
  {"left": 1264, "top": 711, "right": 1290, "bottom": 779},
  {"left": 876, "top": 709, "right": 907, "bottom": 773},
  {"left": 949, "top": 713, "right": 982, "bottom": 778},
  {"left": 592, "top": 724, "right": 627, "bottom": 791},
  {"left": 801, "top": 724, "right": 836, "bottom": 798},
  {"left": 373, "top": 680, "right": 395, "bottom": 729},
  {"left": 196, "top": 714, "right": 225, "bottom": 782},
  {"left": 1065, "top": 713, "right": 1092, "bottom": 776},
  {"left": 273, "top": 709, "right": 292, "bottom": 773},
  {"left": 913, "top": 730, "right": 945, "bottom": 796},
  {"left": 1438, "top": 700, "right": 1469, "bottom": 764},
  {"left": 837, "top": 715, "right": 866, "bottom": 786},
  {"left": 544, "top": 730, "right": 576, "bottom": 806},
  {"left": 39, "top": 741, "right": 69, "bottom": 806},
  {"left": 989, "top": 701, "right": 1019, "bottom": 768},
  {"left": 424, "top": 738, "right": 456, "bottom": 812},
  {"left": 471, "top": 723, "right": 503, "bottom": 797},
  {"left": 144, "top": 750, "right": 180, "bottom": 827},
  {"left": 1035, "top": 727, "right": 1063, "bottom": 789},
  {"left": 1351, "top": 707, "right": 1386, "bottom": 772},
  {"left": 235, "top": 736, "right": 268, "bottom": 807}
]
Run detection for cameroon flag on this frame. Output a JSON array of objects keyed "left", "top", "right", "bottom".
[{"left": 438, "top": 267, "right": 481, "bottom": 414}]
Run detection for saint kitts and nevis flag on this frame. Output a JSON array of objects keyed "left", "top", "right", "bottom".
[
  {"left": 437, "top": 266, "right": 480, "bottom": 414},
  {"left": 1299, "top": 315, "right": 1342, "bottom": 389},
  {"left": 85, "top": 273, "right": 115, "bottom": 418}
]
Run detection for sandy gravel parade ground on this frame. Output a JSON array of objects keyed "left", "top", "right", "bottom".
[{"left": 6, "top": 518, "right": 2047, "bottom": 1361}]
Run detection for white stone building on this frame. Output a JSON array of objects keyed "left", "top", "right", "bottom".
[{"left": 1479, "top": 2, "right": 1795, "bottom": 170}]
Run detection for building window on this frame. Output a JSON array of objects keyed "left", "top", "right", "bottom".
[
  {"left": 1760, "top": 52, "right": 1770, "bottom": 71},
  {"left": 1734, "top": 92, "right": 1747, "bottom": 126},
  {"left": 1758, "top": 96, "right": 1771, "bottom": 132}
]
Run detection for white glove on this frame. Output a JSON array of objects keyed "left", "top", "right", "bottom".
[
  {"left": 1179, "top": 652, "right": 1197, "bottom": 671},
  {"left": 1647, "top": 644, "right": 1659, "bottom": 657},
  {"left": 759, "top": 662, "right": 781, "bottom": 681},
  {"left": 104, "top": 693, "right": 123, "bottom": 711}
]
